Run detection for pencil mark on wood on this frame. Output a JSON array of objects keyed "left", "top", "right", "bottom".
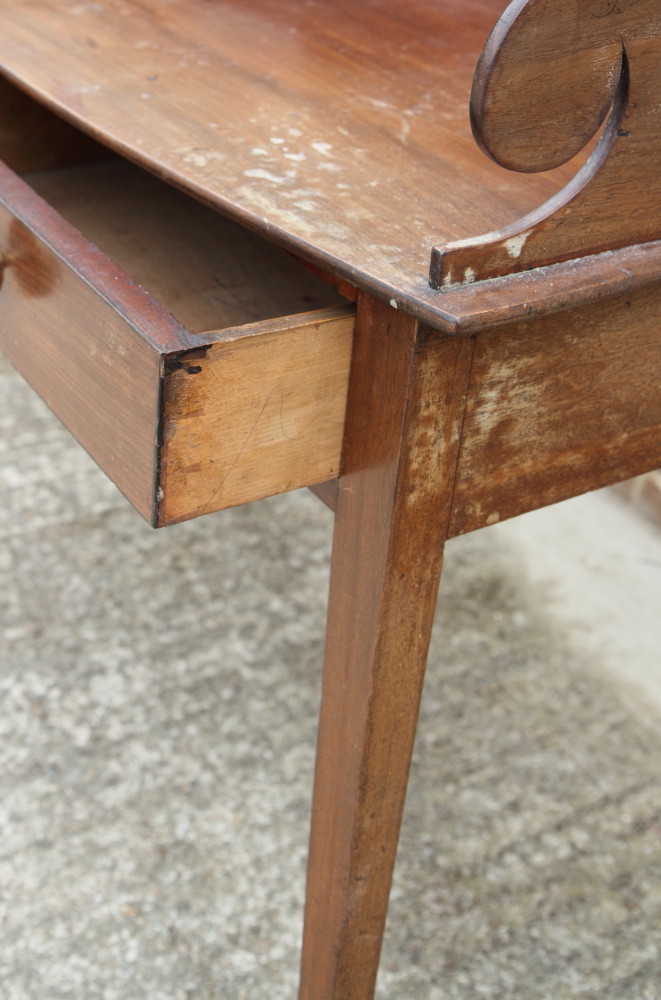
[{"left": 592, "top": 2, "right": 623, "bottom": 18}]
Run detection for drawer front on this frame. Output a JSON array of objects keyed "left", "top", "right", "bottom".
[
  {"left": 0, "top": 159, "right": 355, "bottom": 526},
  {"left": 0, "top": 161, "right": 189, "bottom": 520}
]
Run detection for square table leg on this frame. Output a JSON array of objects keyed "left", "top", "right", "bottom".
[{"left": 299, "top": 295, "right": 475, "bottom": 999}]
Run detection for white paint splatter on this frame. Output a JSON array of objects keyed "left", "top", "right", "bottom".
[
  {"left": 389, "top": 298, "right": 398, "bottom": 310},
  {"left": 270, "top": 137, "right": 285, "bottom": 145},
  {"left": 463, "top": 267, "right": 476, "bottom": 283},
  {"left": 311, "top": 141, "right": 333, "bottom": 156},
  {"left": 284, "top": 152, "right": 306, "bottom": 162},
  {"left": 251, "top": 147, "right": 270, "bottom": 156},
  {"left": 504, "top": 231, "right": 531, "bottom": 259},
  {"left": 244, "top": 168, "right": 288, "bottom": 184},
  {"left": 182, "top": 150, "right": 223, "bottom": 168}
]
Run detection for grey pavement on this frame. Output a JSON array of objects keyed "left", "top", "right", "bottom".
[{"left": 1, "top": 349, "right": 660, "bottom": 999}]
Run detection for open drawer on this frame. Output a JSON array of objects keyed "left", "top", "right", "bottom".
[{"left": 0, "top": 147, "right": 354, "bottom": 527}]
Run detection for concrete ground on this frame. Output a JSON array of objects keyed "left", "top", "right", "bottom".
[{"left": 1, "top": 349, "right": 660, "bottom": 1000}]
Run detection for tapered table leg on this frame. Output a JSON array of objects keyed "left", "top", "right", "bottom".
[{"left": 299, "top": 295, "right": 475, "bottom": 1000}]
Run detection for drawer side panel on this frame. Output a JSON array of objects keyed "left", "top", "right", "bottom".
[{"left": 0, "top": 189, "right": 163, "bottom": 521}]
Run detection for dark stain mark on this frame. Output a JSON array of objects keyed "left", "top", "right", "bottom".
[
  {"left": 6, "top": 219, "right": 59, "bottom": 298},
  {"left": 164, "top": 347, "right": 207, "bottom": 374},
  {"left": 164, "top": 355, "right": 185, "bottom": 374}
]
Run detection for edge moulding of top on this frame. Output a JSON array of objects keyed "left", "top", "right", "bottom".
[{"left": 430, "top": 0, "right": 661, "bottom": 290}]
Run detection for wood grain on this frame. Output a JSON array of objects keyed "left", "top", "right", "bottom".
[
  {"left": 448, "top": 283, "right": 661, "bottom": 537},
  {"left": 433, "top": 0, "right": 661, "bottom": 284},
  {"left": 300, "top": 294, "right": 474, "bottom": 1000},
  {"left": 157, "top": 308, "right": 354, "bottom": 526},
  {"left": 0, "top": 0, "right": 584, "bottom": 326}
]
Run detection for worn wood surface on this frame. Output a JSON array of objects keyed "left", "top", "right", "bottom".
[
  {"left": 300, "top": 295, "right": 474, "bottom": 1000},
  {"left": 448, "top": 284, "right": 661, "bottom": 537},
  {"left": 433, "top": 0, "right": 661, "bottom": 284},
  {"left": 158, "top": 308, "right": 354, "bottom": 526},
  {"left": 0, "top": 0, "right": 586, "bottom": 328},
  {"left": 434, "top": 240, "right": 661, "bottom": 334},
  {"left": 29, "top": 158, "right": 661, "bottom": 340}
]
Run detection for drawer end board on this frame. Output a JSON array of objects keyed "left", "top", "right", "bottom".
[{"left": 156, "top": 307, "right": 355, "bottom": 527}]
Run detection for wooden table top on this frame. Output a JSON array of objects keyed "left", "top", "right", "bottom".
[{"left": 0, "top": 0, "right": 588, "bottom": 324}]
